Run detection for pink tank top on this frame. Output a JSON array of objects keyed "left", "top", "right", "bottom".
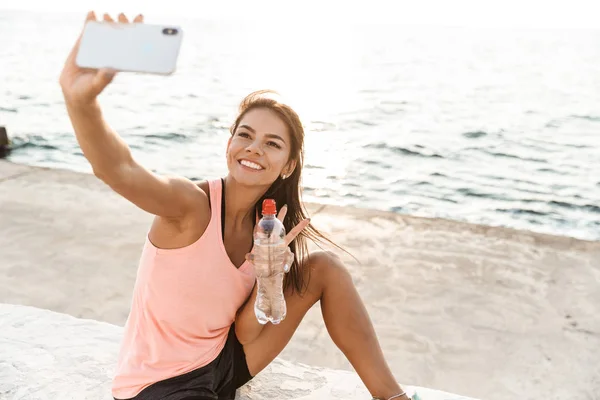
[{"left": 112, "top": 178, "right": 256, "bottom": 399}]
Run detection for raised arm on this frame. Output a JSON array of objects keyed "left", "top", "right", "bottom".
[{"left": 60, "top": 11, "right": 205, "bottom": 219}]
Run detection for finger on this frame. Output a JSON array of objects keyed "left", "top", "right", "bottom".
[
  {"left": 133, "top": 14, "right": 144, "bottom": 23},
  {"left": 118, "top": 13, "right": 129, "bottom": 23},
  {"left": 86, "top": 10, "right": 97, "bottom": 23},
  {"left": 283, "top": 249, "right": 294, "bottom": 273},
  {"left": 284, "top": 218, "right": 310, "bottom": 246},
  {"left": 103, "top": 13, "right": 114, "bottom": 22},
  {"left": 277, "top": 204, "right": 288, "bottom": 223}
]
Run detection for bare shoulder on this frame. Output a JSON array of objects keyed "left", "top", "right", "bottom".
[
  {"left": 175, "top": 178, "right": 211, "bottom": 224},
  {"left": 194, "top": 180, "right": 210, "bottom": 197},
  {"left": 161, "top": 175, "right": 210, "bottom": 218},
  {"left": 149, "top": 178, "right": 212, "bottom": 248},
  {"left": 173, "top": 178, "right": 211, "bottom": 222}
]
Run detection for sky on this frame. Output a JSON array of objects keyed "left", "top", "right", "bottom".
[{"left": 1, "top": 0, "right": 599, "bottom": 29}]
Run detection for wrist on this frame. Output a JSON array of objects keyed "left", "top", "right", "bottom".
[
  {"left": 372, "top": 391, "right": 417, "bottom": 400},
  {"left": 64, "top": 95, "right": 100, "bottom": 113}
]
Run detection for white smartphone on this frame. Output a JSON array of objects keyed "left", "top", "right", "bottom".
[{"left": 76, "top": 21, "right": 183, "bottom": 75}]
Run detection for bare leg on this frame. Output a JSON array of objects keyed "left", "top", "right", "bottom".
[{"left": 242, "top": 251, "right": 405, "bottom": 400}]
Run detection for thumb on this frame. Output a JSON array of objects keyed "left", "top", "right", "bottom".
[{"left": 92, "top": 68, "right": 117, "bottom": 94}]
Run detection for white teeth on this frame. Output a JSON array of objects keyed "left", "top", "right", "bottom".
[{"left": 240, "top": 160, "right": 263, "bottom": 170}]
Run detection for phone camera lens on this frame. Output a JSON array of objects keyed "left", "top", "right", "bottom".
[{"left": 162, "top": 28, "right": 178, "bottom": 35}]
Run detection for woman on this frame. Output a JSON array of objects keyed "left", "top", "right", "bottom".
[{"left": 60, "top": 11, "right": 413, "bottom": 400}]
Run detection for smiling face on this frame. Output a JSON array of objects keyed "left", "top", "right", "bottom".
[{"left": 226, "top": 107, "right": 296, "bottom": 187}]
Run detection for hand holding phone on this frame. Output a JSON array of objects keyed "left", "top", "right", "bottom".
[
  {"left": 76, "top": 20, "right": 183, "bottom": 75},
  {"left": 59, "top": 12, "right": 182, "bottom": 107}
]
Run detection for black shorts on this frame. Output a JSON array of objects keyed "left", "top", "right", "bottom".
[{"left": 115, "top": 324, "right": 253, "bottom": 400}]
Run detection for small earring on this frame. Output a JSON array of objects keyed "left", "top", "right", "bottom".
[{"left": 281, "top": 174, "right": 287, "bottom": 180}]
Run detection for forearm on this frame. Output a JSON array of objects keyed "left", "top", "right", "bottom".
[
  {"left": 234, "top": 282, "right": 265, "bottom": 345},
  {"left": 65, "top": 99, "right": 133, "bottom": 179}
]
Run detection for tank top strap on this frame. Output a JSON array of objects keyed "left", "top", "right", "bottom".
[
  {"left": 207, "top": 178, "right": 222, "bottom": 224},
  {"left": 210, "top": 178, "right": 259, "bottom": 234}
]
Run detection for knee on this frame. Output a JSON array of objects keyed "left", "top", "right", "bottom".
[{"left": 307, "top": 250, "right": 352, "bottom": 286}]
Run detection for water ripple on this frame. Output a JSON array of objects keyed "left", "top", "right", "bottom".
[
  {"left": 144, "top": 132, "right": 188, "bottom": 142},
  {"left": 571, "top": 114, "right": 600, "bottom": 122},
  {"left": 456, "top": 188, "right": 508, "bottom": 201},
  {"left": 366, "top": 142, "right": 444, "bottom": 159},
  {"left": 10, "top": 139, "right": 59, "bottom": 151},
  {"left": 462, "top": 131, "right": 488, "bottom": 139},
  {"left": 482, "top": 150, "right": 547, "bottom": 163},
  {"left": 496, "top": 208, "right": 549, "bottom": 217},
  {"left": 536, "top": 167, "right": 568, "bottom": 174}
]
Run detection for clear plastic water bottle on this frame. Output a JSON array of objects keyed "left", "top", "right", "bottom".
[{"left": 253, "top": 199, "right": 292, "bottom": 324}]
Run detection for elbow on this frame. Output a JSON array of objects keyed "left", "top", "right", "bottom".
[
  {"left": 235, "top": 327, "right": 257, "bottom": 346},
  {"left": 92, "top": 161, "right": 130, "bottom": 187},
  {"left": 92, "top": 166, "right": 117, "bottom": 186},
  {"left": 234, "top": 316, "right": 262, "bottom": 346},
  {"left": 91, "top": 148, "right": 135, "bottom": 185},
  {"left": 235, "top": 331, "right": 251, "bottom": 346},
  {"left": 92, "top": 166, "right": 109, "bottom": 182}
]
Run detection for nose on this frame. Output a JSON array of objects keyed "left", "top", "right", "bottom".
[{"left": 245, "top": 142, "right": 264, "bottom": 156}]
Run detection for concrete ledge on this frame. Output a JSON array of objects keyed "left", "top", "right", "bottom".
[{"left": 0, "top": 304, "right": 476, "bottom": 400}]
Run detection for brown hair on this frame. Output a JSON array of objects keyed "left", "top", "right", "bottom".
[{"left": 230, "top": 90, "right": 348, "bottom": 295}]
